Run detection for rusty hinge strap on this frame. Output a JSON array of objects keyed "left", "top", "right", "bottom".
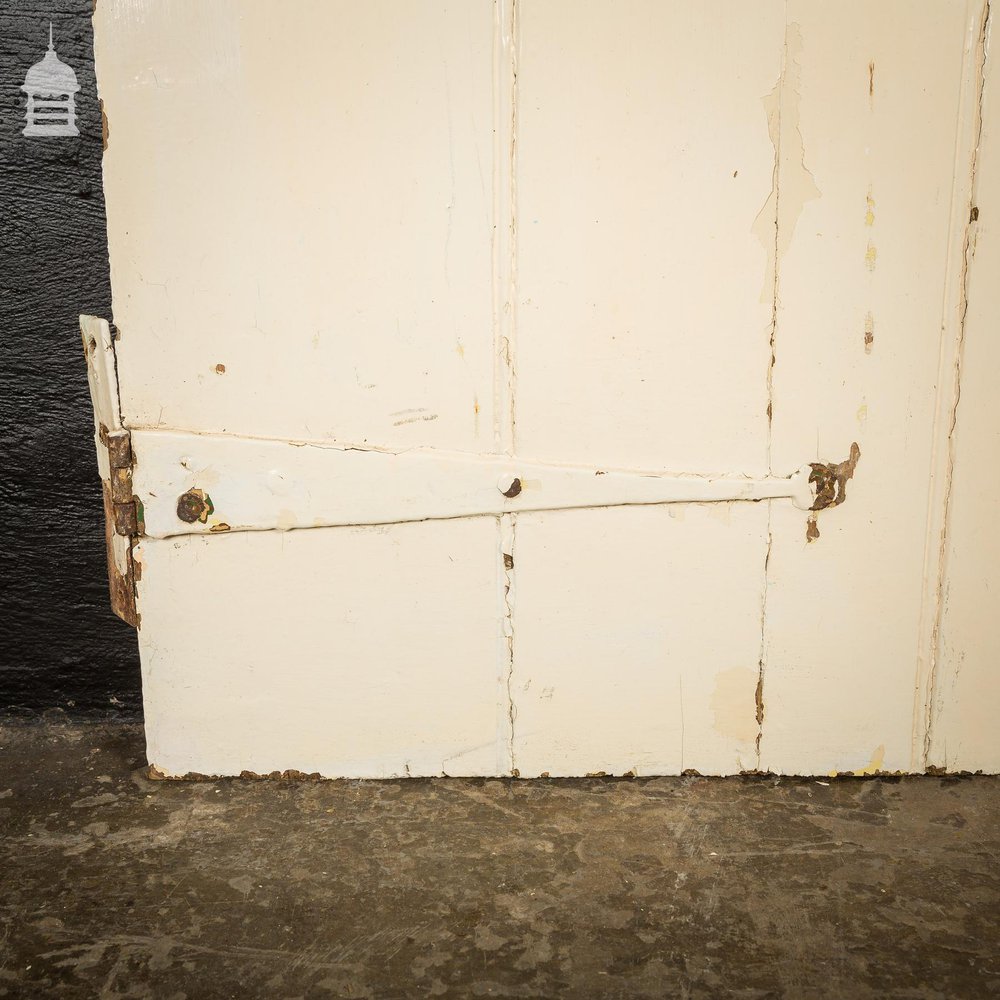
[
  {"left": 102, "top": 424, "right": 140, "bottom": 536},
  {"left": 82, "top": 315, "right": 140, "bottom": 628}
]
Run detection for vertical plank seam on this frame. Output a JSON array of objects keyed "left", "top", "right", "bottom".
[
  {"left": 757, "top": 5, "right": 789, "bottom": 770},
  {"left": 921, "top": 0, "right": 992, "bottom": 770},
  {"left": 493, "top": 0, "right": 519, "bottom": 776},
  {"left": 765, "top": 16, "right": 787, "bottom": 475}
]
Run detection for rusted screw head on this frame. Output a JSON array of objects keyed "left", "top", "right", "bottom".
[
  {"left": 176, "top": 488, "right": 214, "bottom": 524},
  {"left": 498, "top": 475, "right": 522, "bottom": 499}
]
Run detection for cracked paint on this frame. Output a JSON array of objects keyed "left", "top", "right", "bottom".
[
  {"left": 499, "top": 514, "right": 517, "bottom": 777},
  {"left": 809, "top": 443, "right": 861, "bottom": 511},
  {"left": 753, "top": 20, "right": 822, "bottom": 461},
  {"left": 922, "top": 0, "right": 993, "bottom": 769}
]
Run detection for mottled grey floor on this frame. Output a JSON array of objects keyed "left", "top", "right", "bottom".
[{"left": 0, "top": 720, "right": 997, "bottom": 999}]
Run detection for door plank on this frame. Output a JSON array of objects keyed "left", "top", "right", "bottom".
[
  {"left": 515, "top": 0, "right": 785, "bottom": 474},
  {"left": 761, "top": 0, "right": 983, "bottom": 775},
  {"left": 135, "top": 520, "right": 506, "bottom": 778},
  {"left": 95, "top": 0, "right": 496, "bottom": 454},
  {"left": 930, "top": 17, "right": 1000, "bottom": 773},
  {"left": 510, "top": 1, "right": 784, "bottom": 774}
]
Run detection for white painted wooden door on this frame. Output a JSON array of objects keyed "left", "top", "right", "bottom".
[{"left": 86, "top": 0, "right": 999, "bottom": 777}]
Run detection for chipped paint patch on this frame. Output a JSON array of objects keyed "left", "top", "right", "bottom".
[
  {"left": 176, "top": 488, "right": 214, "bottom": 524},
  {"left": 809, "top": 442, "right": 861, "bottom": 511},
  {"left": 864, "top": 312, "right": 874, "bottom": 354},
  {"left": 805, "top": 514, "right": 820, "bottom": 543},
  {"left": 752, "top": 22, "right": 822, "bottom": 303},
  {"left": 752, "top": 21, "right": 821, "bottom": 461}
]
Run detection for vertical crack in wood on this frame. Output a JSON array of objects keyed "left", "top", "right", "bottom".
[
  {"left": 493, "top": 0, "right": 518, "bottom": 458},
  {"left": 500, "top": 514, "right": 518, "bottom": 777},
  {"left": 493, "top": 0, "right": 519, "bottom": 776},
  {"left": 755, "top": 526, "right": 773, "bottom": 770},
  {"left": 921, "top": 0, "right": 991, "bottom": 770},
  {"left": 755, "top": 7, "right": 789, "bottom": 770},
  {"left": 765, "top": 44, "right": 785, "bottom": 476}
]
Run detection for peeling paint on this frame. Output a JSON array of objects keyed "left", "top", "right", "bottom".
[
  {"left": 809, "top": 442, "right": 861, "bottom": 511},
  {"left": 753, "top": 22, "right": 822, "bottom": 293},
  {"left": 753, "top": 21, "right": 821, "bottom": 464},
  {"left": 101, "top": 482, "right": 138, "bottom": 627},
  {"left": 176, "top": 488, "right": 214, "bottom": 524},
  {"left": 921, "top": 0, "right": 993, "bottom": 770},
  {"left": 499, "top": 513, "right": 517, "bottom": 777},
  {"left": 754, "top": 529, "right": 773, "bottom": 767},
  {"left": 805, "top": 514, "right": 820, "bottom": 543},
  {"left": 81, "top": 317, "right": 140, "bottom": 628}
]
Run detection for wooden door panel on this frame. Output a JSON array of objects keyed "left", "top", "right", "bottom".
[
  {"left": 762, "top": 0, "right": 980, "bottom": 775},
  {"left": 515, "top": 0, "right": 784, "bottom": 474},
  {"left": 97, "top": 0, "right": 496, "bottom": 454},
  {"left": 135, "top": 520, "right": 506, "bottom": 778},
  {"left": 88, "top": 0, "right": 998, "bottom": 776}
]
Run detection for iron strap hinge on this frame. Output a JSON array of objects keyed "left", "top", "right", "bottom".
[
  {"left": 100, "top": 424, "right": 142, "bottom": 538},
  {"left": 82, "top": 315, "right": 140, "bottom": 628}
]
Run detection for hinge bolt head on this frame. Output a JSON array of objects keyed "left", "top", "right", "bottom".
[{"left": 498, "top": 475, "right": 522, "bottom": 499}]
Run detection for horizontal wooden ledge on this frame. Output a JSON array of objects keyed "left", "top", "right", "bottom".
[{"left": 125, "top": 429, "right": 819, "bottom": 539}]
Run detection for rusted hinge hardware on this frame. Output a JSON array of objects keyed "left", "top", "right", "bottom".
[
  {"left": 83, "top": 315, "right": 142, "bottom": 629},
  {"left": 100, "top": 422, "right": 143, "bottom": 537}
]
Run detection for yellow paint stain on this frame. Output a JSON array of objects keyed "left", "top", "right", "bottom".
[
  {"left": 456, "top": 342, "right": 465, "bottom": 359},
  {"left": 706, "top": 502, "right": 732, "bottom": 526},
  {"left": 276, "top": 509, "right": 298, "bottom": 531},
  {"left": 864, "top": 243, "right": 877, "bottom": 271},
  {"left": 827, "top": 744, "right": 886, "bottom": 778},
  {"left": 856, "top": 402, "right": 868, "bottom": 426},
  {"left": 865, "top": 188, "right": 875, "bottom": 227},
  {"left": 853, "top": 744, "right": 886, "bottom": 777},
  {"left": 709, "top": 667, "right": 760, "bottom": 744}
]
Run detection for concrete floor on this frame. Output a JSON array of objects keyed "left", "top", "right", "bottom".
[{"left": 0, "top": 721, "right": 997, "bottom": 999}]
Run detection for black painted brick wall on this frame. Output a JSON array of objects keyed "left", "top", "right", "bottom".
[{"left": 1, "top": 1, "right": 142, "bottom": 715}]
